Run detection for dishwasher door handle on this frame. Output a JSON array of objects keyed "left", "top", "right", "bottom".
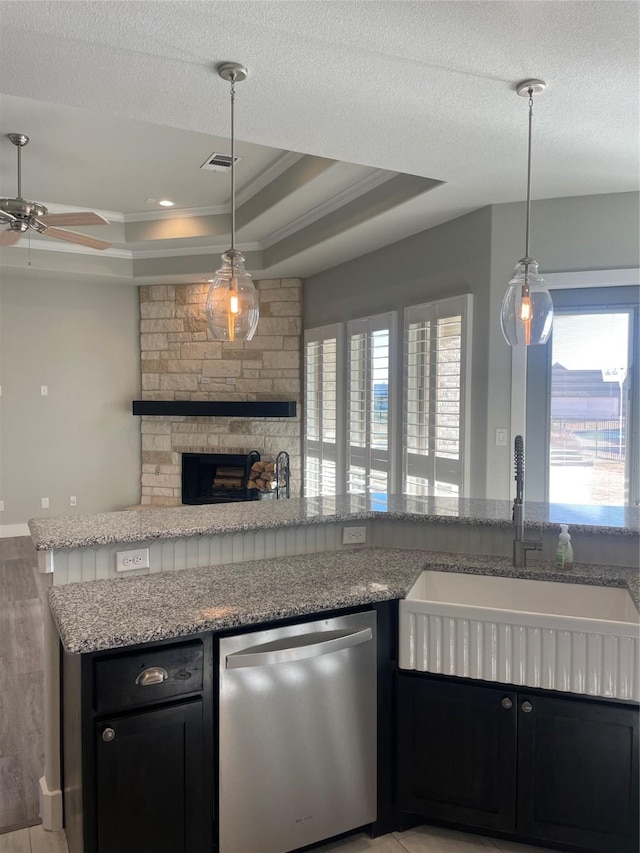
[{"left": 225, "top": 627, "right": 373, "bottom": 669}]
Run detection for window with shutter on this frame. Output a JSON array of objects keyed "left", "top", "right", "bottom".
[
  {"left": 404, "top": 295, "right": 472, "bottom": 496},
  {"left": 303, "top": 325, "right": 343, "bottom": 496},
  {"left": 347, "top": 313, "right": 396, "bottom": 495}
]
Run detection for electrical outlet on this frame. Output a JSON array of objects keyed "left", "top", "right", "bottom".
[
  {"left": 41, "top": 497, "right": 49, "bottom": 509},
  {"left": 342, "top": 526, "right": 367, "bottom": 545},
  {"left": 116, "top": 547, "right": 150, "bottom": 572},
  {"left": 0, "top": 500, "right": 4, "bottom": 512},
  {"left": 70, "top": 496, "right": 77, "bottom": 506},
  {"left": 496, "top": 428, "right": 508, "bottom": 446},
  {"left": 41, "top": 385, "right": 48, "bottom": 396}
]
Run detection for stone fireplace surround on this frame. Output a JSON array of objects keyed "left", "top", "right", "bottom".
[{"left": 139, "top": 280, "right": 302, "bottom": 506}]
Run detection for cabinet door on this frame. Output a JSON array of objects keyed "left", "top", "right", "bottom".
[
  {"left": 397, "top": 675, "right": 517, "bottom": 832},
  {"left": 517, "top": 693, "right": 639, "bottom": 853},
  {"left": 95, "top": 700, "right": 205, "bottom": 853}
]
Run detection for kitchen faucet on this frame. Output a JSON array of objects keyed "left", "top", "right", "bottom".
[{"left": 512, "top": 435, "right": 542, "bottom": 567}]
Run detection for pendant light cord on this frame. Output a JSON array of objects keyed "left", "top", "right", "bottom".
[
  {"left": 524, "top": 89, "right": 534, "bottom": 259},
  {"left": 230, "top": 74, "right": 236, "bottom": 252}
]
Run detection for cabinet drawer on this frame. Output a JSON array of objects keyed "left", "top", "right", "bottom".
[{"left": 94, "top": 640, "right": 204, "bottom": 713}]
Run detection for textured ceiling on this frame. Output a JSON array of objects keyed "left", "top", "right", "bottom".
[{"left": 0, "top": 0, "right": 638, "bottom": 282}]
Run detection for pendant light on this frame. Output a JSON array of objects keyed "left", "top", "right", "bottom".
[
  {"left": 500, "top": 80, "right": 553, "bottom": 347},
  {"left": 206, "top": 63, "right": 259, "bottom": 342}
]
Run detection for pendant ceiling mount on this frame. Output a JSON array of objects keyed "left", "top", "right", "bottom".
[
  {"left": 516, "top": 79, "right": 547, "bottom": 97},
  {"left": 218, "top": 62, "right": 248, "bottom": 83}
]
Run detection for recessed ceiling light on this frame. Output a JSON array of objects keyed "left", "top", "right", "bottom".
[{"left": 158, "top": 199, "right": 175, "bottom": 207}]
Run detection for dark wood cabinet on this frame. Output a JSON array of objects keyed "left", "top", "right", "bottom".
[
  {"left": 397, "top": 673, "right": 639, "bottom": 853},
  {"left": 397, "top": 676, "right": 517, "bottom": 832},
  {"left": 517, "top": 692, "right": 639, "bottom": 853},
  {"left": 62, "top": 634, "right": 214, "bottom": 853},
  {"left": 95, "top": 701, "right": 204, "bottom": 853}
]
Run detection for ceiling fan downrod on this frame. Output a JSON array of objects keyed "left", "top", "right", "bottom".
[{"left": 8, "top": 133, "right": 29, "bottom": 199}]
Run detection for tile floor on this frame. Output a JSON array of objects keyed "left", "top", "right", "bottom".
[
  {"left": 0, "top": 824, "right": 563, "bottom": 853},
  {"left": 0, "top": 825, "right": 67, "bottom": 853}
]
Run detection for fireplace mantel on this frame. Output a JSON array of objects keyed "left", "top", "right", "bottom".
[{"left": 132, "top": 400, "right": 297, "bottom": 418}]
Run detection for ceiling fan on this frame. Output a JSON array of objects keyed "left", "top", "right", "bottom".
[{"left": 0, "top": 133, "right": 112, "bottom": 250}]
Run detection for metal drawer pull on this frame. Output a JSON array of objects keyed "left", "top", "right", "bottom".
[
  {"left": 501, "top": 697, "right": 513, "bottom": 709},
  {"left": 522, "top": 700, "right": 533, "bottom": 713},
  {"left": 102, "top": 727, "right": 116, "bottom": 742},
  {"left": 135, "top": 666, "right": 169, "bottom": 686}
]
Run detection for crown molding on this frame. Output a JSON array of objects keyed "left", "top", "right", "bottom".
[
  {"left": 0, "top": 237, "right": 131, "bottom": 258},
  {"left": 260, "top": 169, "right": 395, "bottom": 249},
  {"left": 131, "top": 242, "right": 261, "bottom": 259},
  {"left": 123, "top": 204, "right": 228, "bottom": 223}
]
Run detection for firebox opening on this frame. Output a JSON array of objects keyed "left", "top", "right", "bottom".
[{"left": 181, "top": 451, "right": 261, "bottom": 505}]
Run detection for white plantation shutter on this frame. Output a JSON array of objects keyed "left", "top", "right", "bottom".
[
  {"left": 347, "top": 313, "right": 396, "bottom": 495},
  {"left": 304, "top": 324, "right": 343, "bottom": 496},
  {"left": 404, "top": 295, "right": 472, "bottom": 496}
]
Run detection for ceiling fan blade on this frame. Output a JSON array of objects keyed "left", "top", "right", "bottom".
[
  {"left": 38, "top": 212, "right": 109, "bottom": 227},
  {"left": 0, "top": 210, "right": 17, "bottom": 223},
  {"left": 0, "top": 229, "right": 23, "bottom": 246},
  {"left": 44, "top": 227, "right": 111, "bottom": 250}
]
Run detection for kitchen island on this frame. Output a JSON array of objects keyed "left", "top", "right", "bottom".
[{"left": 30, "top": 496, "right": 639, "bottom": 838}]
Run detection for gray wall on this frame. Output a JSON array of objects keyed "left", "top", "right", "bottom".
[
  {"left": 0, "top": 275, "right": 141, "bottom": 528},
  {"left": 304, "top": 192, "right": 640, "bottom": 501},
  {"left": 304, "top": 207, "right": 493, "bottom": 499}
]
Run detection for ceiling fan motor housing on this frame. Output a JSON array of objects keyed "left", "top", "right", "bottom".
[{"left": 0, "top": 197, "right": 48, "bottom": 221}]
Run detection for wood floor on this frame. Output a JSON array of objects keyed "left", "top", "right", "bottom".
[{"left": 0, "top": 537, "right": 45, "bottom": 834}]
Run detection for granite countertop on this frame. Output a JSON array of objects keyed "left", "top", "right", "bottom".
[
  {"left": 48, "top": 547, "right": 639, "bottom": 654},
  {"left": 29, "top": 494, "right": 640, "bottom": 551}
]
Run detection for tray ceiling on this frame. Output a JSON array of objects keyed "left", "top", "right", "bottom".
[{"left": 0, "top": 1, "right": 637, "bottom": 284}]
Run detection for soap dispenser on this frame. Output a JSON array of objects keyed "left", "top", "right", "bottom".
[{"left": 555, "top": 524, "right": 574, "bottom": 570}]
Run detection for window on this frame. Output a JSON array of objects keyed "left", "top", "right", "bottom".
[
  {"left": 303, "top": 325, "right": 342, "bottom": 496},
  {"left": 347, "top": 313, "right": 396, "bottom": 495},
  {"left": 403, "top": 295, "right": 472, "bottom": 496},
  {"left": 526, "top": 284, "right": 639, "bottom": 507},
  {"left": 303, "top": 297, "right": 473, "bottom": 499}
]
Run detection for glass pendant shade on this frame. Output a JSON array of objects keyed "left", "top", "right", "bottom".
[
  {"left": 500, "top": 258, "right": 553, "bottom": 347},
  {"left": 206, "top": 250, "right": 259, "bottom": 342}
]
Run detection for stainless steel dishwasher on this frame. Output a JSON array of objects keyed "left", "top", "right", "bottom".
[{"left": 218, "top": 610, "right": 377, "bottom": 853}]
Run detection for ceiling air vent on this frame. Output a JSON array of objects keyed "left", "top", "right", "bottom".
[{"left": 200, "top": 152, "right": 241, "bottom": 172}]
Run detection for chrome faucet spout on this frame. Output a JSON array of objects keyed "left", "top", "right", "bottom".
[{"left": 511, "top": 435, "right": 541, "bottom": 567}]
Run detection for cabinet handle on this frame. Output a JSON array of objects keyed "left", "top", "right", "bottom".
[
  {"left": 135, "top": 666, "right": 168, "bottom": 686},
  {"left": 501, "top": 697, "right": 513, "bottom": 709},
  {"left": 522, "top": 700, "right": 533, "bottom": 713},
  {"left": 102, "top": 727, "right": 116, "bottom": 743}
]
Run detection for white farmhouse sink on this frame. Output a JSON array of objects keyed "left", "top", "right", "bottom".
[{"left": 399, "top": 571, "right": 639, "bottom": 701}]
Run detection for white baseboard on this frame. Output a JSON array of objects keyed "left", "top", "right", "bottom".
[
  {"left": 39, "top": 775, "right": 64, "bottom": 831},
  {"left": 0, "top": 522, "right": 30, "bottom": 538}
]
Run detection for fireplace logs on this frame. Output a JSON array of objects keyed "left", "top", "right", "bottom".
[
  {"left": 247, "top": 460, "right": 276, "bottom": 491},
  {"left": 212, "top": 467, "right": 245, "bottom": 491}
]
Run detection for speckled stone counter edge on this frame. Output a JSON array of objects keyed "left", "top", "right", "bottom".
[
  {"left": 29, "top": 495, "right": 640, "bottom": 551},
  {"left": 48, "top": 547, "right": 639, "bottom": 655}
]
